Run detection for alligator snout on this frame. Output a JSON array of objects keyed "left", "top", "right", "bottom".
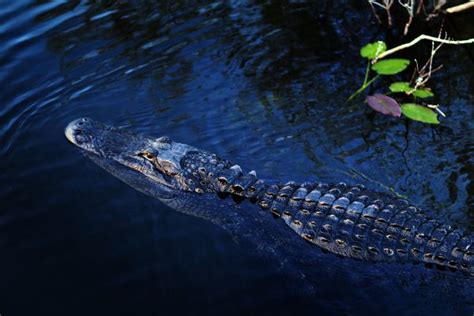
[
  {"left": 65, "top": 117, "right": 94, "bottom": 146},
  {"left": 65, "top": 117, "right": 145, "bottom": 157}
]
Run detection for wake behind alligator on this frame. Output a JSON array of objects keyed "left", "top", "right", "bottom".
[{"left": 65, "top": 118, "right": 473, "bottom": 277}]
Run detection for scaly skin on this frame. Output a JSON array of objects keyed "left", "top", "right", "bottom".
[
  {"left": 65, "top": 118, "right": 473, "bottom": 276},
  {"left": 181, "top": 151, "right": 473, "bottom": 275}
]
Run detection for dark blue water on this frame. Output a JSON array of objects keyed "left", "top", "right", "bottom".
[{"left": 1, "top": 1, "right": 473, "bottom": 315}]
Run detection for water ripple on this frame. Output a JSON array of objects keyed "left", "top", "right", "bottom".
[{"left": 0, "top": 1, "right": 473, "bottom": 314}]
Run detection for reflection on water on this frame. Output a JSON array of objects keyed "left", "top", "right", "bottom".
[{"left": 0, "top": 1, "right": 473, "bottom": 315}]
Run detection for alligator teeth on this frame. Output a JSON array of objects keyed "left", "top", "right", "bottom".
[{"left": 248, "top": 170, "right": 257, "bottom": 177}]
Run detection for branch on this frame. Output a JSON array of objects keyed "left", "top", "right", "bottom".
[
  {"left": 373, "top": 35, "right": 474, "bottom": 62},
  {"left": 445, "top": 1, "right": 474, "bottom": 14}
]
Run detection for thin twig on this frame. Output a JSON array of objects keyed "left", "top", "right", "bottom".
[
  {"left": 386, "top": 1, "right": 394, "bottom": 27},
  {"left": 373, "top": 35, "right": 474, "bottom": 62},
  {"left": 446, "top": 1, "right": 474, "bottom": 14},
  {"left": 427, "top": 104, "right": 446, "bottom": 117},
  {"left": 404, "top": 14, "right": 413, "bottom": 35},
  {"left": 368, "top": 0, "right": 394, "bottom": 26},
  {"left": 398, "top": 0, "right": 415, "bottom": 34},
  {"left": 435, "top": 0, "right": 448, "bottom": 11},
  {"left": 416, "top": 0, "right": 425, "bottom": 15},
  {"left": 414, "top": 29, "right": 445, "bottom": 88},
  {"left": 369, "top": 2, "right": 383, "bottom": 24}
]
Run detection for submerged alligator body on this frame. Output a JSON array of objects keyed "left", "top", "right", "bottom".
[{"left": 65, "top": 118, "right": 473, "bottom": 276}]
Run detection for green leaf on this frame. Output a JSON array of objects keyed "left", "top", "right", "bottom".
[
  {"left": 401, "top": 103, "right": 439, "bottom": 124},
  {"left": 412, "top": 89, "right": 434, "bottom": 98},
  {"left": 360, "top": 41, "right": 387, "bottom": 60},
  {"left": 389, "top": 82, "right": 412, "bottom": 93},
  {"left": 372, "top": 59, "right": 410, "bottom": 75}
]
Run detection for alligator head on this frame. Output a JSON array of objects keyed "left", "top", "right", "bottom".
[{"left": 65, "top": 117, "right": 222, "bottom": 201}]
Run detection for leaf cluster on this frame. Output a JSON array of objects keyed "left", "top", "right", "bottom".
[{"left": 350, "top": 41, "right": 439, "bottom": 124}]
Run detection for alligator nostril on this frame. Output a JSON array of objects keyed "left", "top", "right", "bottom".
[{"left": 78, "top": 118, "right": 89, "bottom": 126}]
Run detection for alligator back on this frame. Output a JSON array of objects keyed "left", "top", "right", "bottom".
[
  {"left": 203, "top": 170, "right": 473, "bottom": 275},
  {"left": 257, "top": 181, "right": 472, "bottom": 275},
  {"left": 179, "top": 150, "right": 473, "bottom": 276}
]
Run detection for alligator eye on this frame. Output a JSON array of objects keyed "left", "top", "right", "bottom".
[{"left": 139, "top": 152, "right": 155, "bottom": 161}]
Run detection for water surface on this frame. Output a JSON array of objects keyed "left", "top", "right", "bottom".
[{"left": 1, "top": 1, "right": 473, "bottom": 315}]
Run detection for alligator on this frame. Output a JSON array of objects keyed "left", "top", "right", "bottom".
[{"left": 65, "top": 117, "right": 473, "bottom": 276}]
